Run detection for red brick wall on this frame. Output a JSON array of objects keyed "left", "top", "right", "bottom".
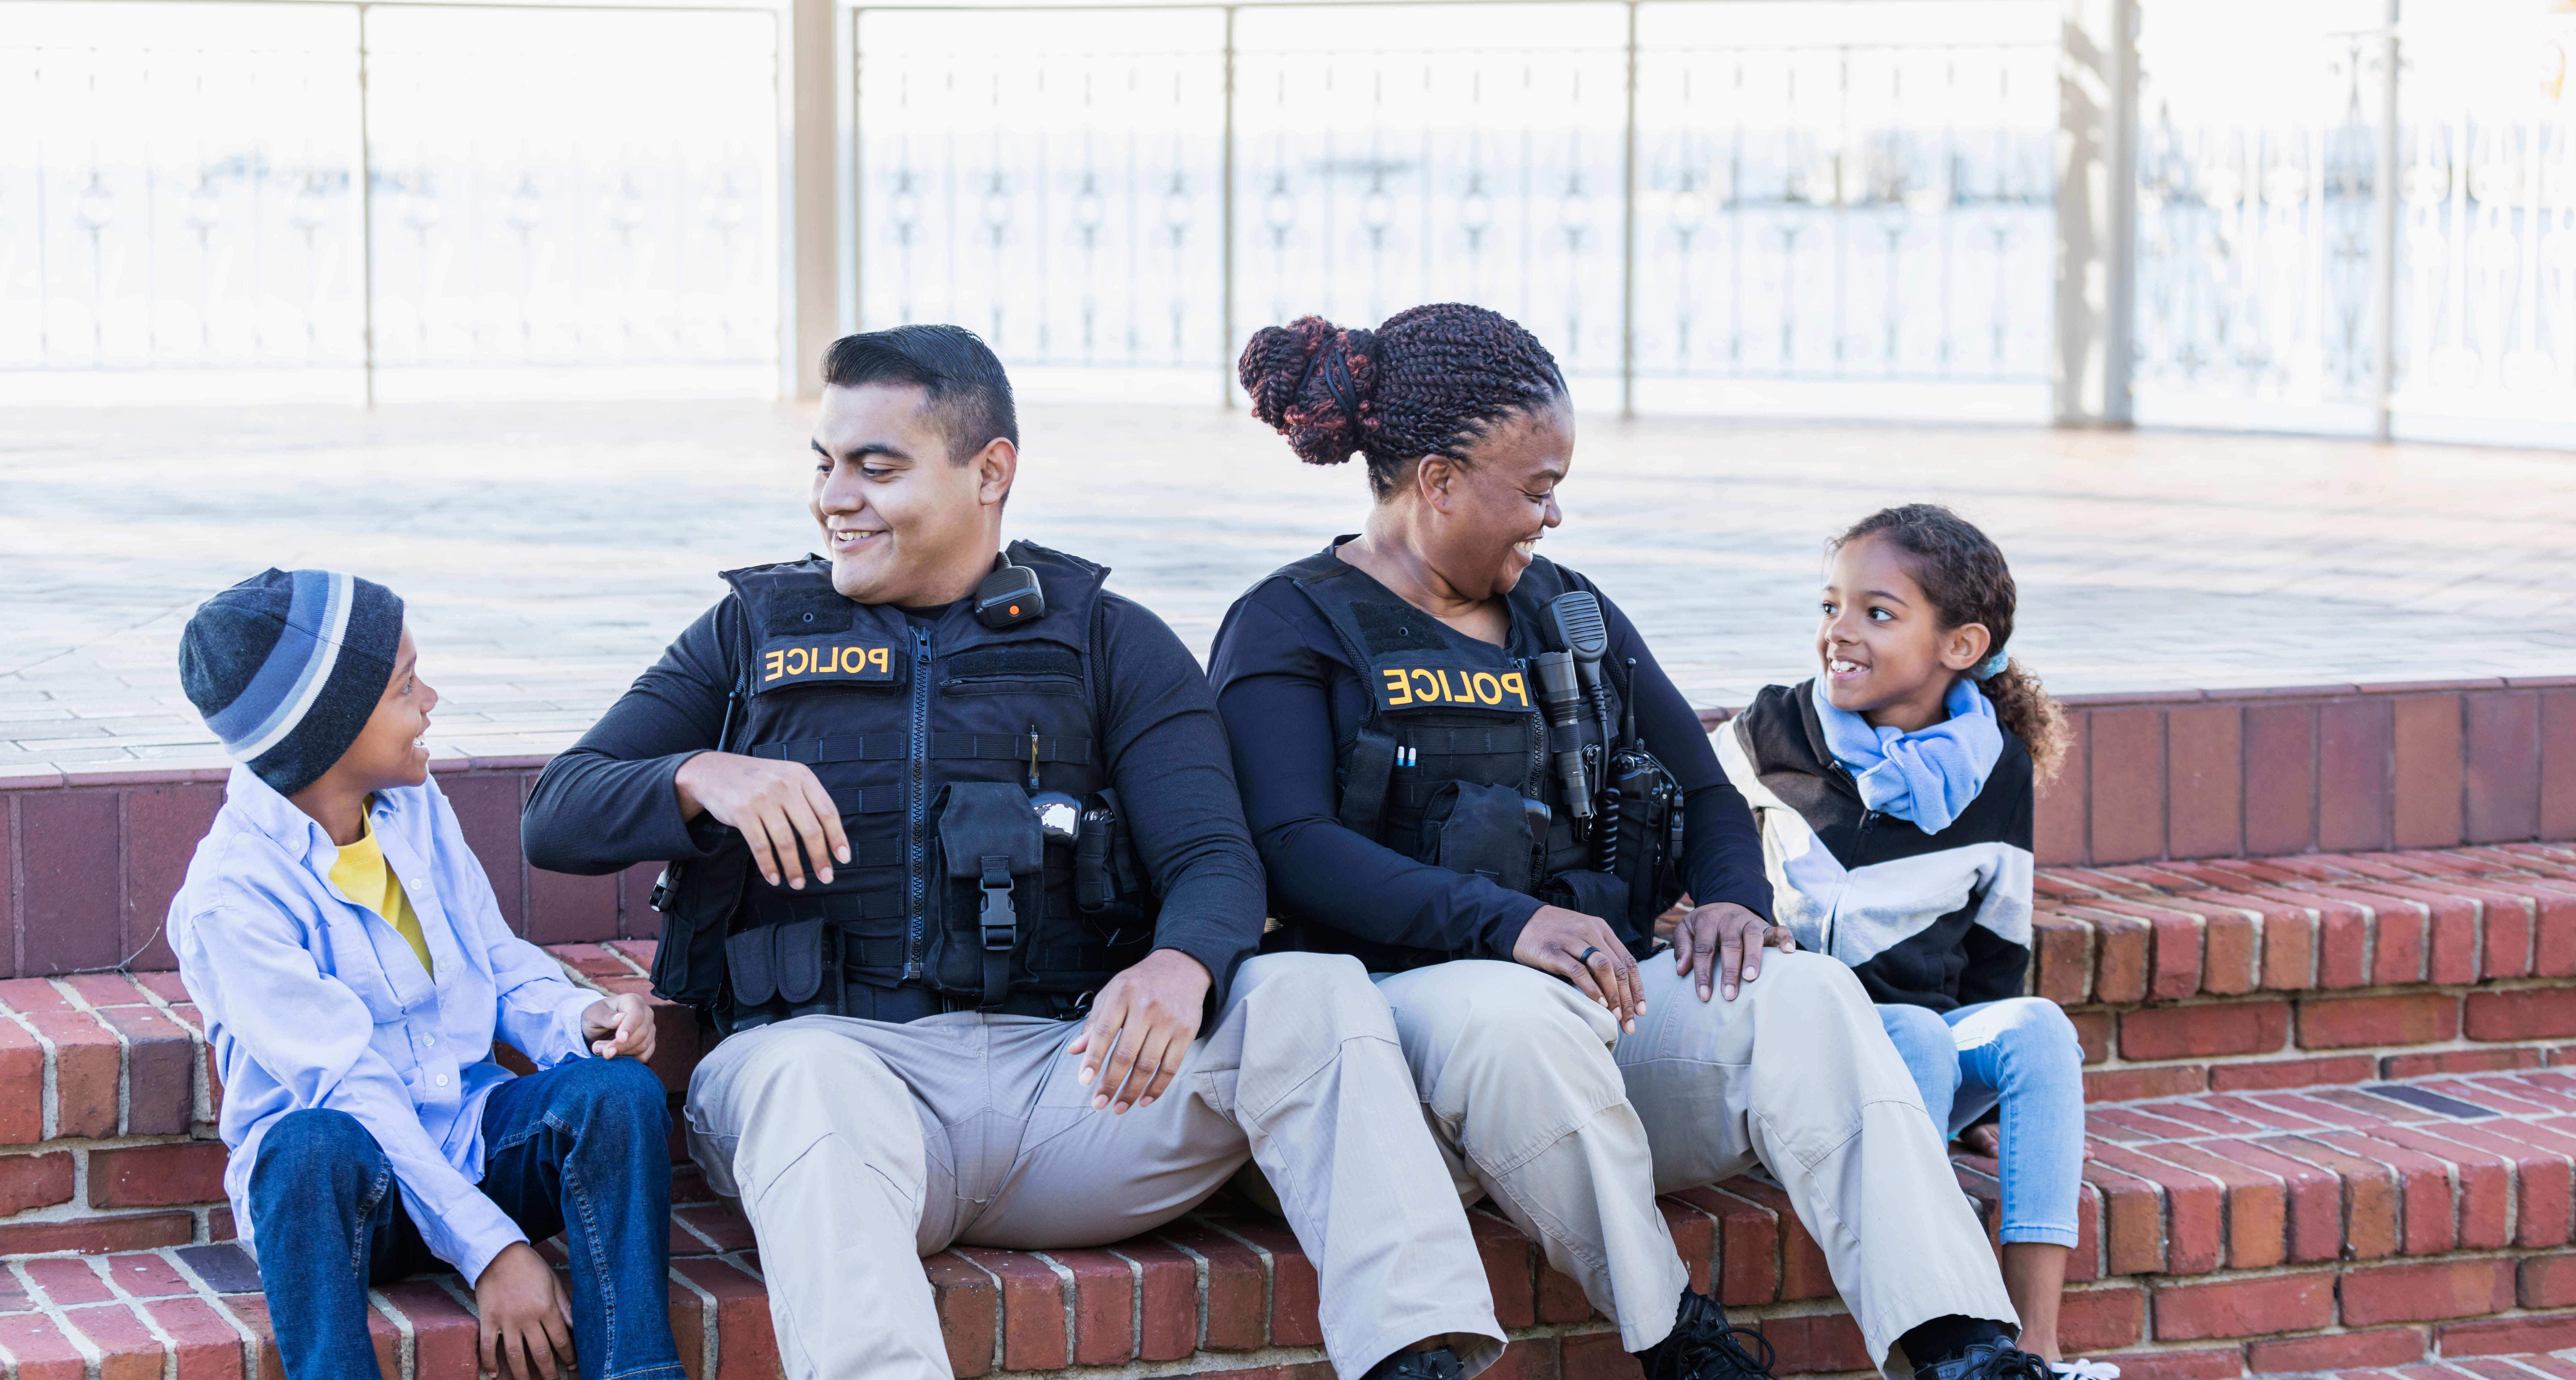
[
  {"left": 0, "top": 758, "right": 668, "bottom": 979},
  {"left": 12, "top": 677, "right": 2576, "bottom": 979},
  {"left": 1702, "top": 679, "right": 2576, "bottom": 870},
  {"left": 2029, "top": 680, "right": 2576, "bottom": 867}
]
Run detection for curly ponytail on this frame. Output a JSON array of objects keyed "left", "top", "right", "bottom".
[
  {"left": 1835, "top": 504, "right": 2069, "bottom": 780},
  {"left": 1237, "top": 304, "right": 1567, "bottom": 498}
]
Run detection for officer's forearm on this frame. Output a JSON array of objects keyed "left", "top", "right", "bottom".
[{"left": 523, "top": 747, "right": 711, "bottom": 874}]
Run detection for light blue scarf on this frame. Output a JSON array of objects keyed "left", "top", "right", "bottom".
[{"left": 1810, "top": 675, "right": 2004, "bottom": 835}]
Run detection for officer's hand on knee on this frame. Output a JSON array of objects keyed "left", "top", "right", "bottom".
[
  {"left": 1070, "top": 948, "right": 1210, "bottom": 1114},
  {"left": 673, "top": 752, "right": 851, "bottom": 890},
  {"left": 475, "top": 1241, "right": 575, "bottom": 1380},
  {"left": 1513, "top": 906, "right": 1644, "bottom": 1032},
  {"left": 1672, "top": 903, "right": 1794, "bottom": 1003}
]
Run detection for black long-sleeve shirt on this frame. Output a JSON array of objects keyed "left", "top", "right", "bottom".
[
  {"left": 522, "top": 586, "right": 1269, "bottom": 1014},
  {"left": 1206, "top": 550, "right": 1772, "bottom": 972}
]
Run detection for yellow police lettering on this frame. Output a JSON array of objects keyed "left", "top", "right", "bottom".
[
  {"left": 868, "top": 646, "right": 888, "bottom": 674},
  {"left": 1383, "top": 668, "right": 1413, "bottom": 707},
  {"left": 785, "top": 646, "right": 809, "bottom": 675},
  {"left": 844, "top": 646, "right": 869, "bottom": 673},
  {"left": 1499, "top": 672, "right": 1527, "bottom": 707},
  {"left": 1472, "top": 672, "right": 1502, "bottom": 705},
  {"left": 764, "top": 649, "right": 786, "bottom": 683},
  {"left": 1411, "top": 669, "right": 1440, "bottom": 702}
]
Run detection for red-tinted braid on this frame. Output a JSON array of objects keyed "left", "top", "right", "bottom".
[{"left": 1238, "top": 304, "right": 1567, "bottom": 497}]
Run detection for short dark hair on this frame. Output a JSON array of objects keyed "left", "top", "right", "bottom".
[{"left": 821, "top": 324, "right": 1019, "bottom": 465}]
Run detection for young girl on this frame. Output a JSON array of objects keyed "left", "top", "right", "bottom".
[{"left": 1716, "top": 505, "right": 2107, "bottom": 1378}]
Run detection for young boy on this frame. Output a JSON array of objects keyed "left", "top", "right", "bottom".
[{"left": 168, "top": 569, "right": 686, "bottom": 1380}]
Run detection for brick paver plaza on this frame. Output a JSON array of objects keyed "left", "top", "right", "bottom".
[{"left": 8, "top": 400, "right": 2576, "bottom": 776}]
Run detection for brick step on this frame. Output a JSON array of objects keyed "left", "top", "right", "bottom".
[
  {"left": 2276, "top": 1352, "right": 2576, "bottom": 1380},
  {"left": 9, "top": 843, "right": 2571, "bottom": 1175},
  {"left": 2034, "top": 845, "right": 2576, "bottom": 1102},
  {"left": 15, "top": 1067, "right": 2576, "bottom": 1379}
]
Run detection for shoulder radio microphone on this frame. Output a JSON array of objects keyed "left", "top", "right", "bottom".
[
  {"left": 974, "top": 563, "right": 1046, "bottom": 628},
  {"left": 1547, "top": 591, "right": 1615, "bottom": 750}
]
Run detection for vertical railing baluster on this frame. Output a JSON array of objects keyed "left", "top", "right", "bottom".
[
  {"left": 2370, "top": 0, "right": 2399, "bottom": 441},
  {"left": 1220, "top": 3, "right": 1236, "bottom": 408},
  {"left": 1620, "top": 0, "right": 1639, "bottom": 418},
  {"left": 357, "top": 1, "right": 376, "bottom": 407}
]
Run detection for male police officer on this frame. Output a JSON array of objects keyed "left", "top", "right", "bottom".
[{"left": 524, "top": 325, "right": 1505, "bottom": 1380}]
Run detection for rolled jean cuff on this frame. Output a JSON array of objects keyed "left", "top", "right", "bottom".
[{"left": 1997, "top": 1223, "right": 2081, "bottom": 1248}]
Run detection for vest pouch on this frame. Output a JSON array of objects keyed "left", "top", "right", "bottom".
[
  {"left": 651, "top": 842, "right": 750, "bottom": 1010},
  {"left": 926, "top": 782, "right": 1044, "bottom": 1008},
  {"left": 1074, "top": 789, "right": 1149, "bottom": 923},
  {"left": 723, "top": 916, "right": 845, "bottom": 1027},
  {"left": 1415, "top": 780, "right": 1542, "bottom": 895}
]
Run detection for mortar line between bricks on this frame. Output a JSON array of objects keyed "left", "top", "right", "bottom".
[
  {"left": 1029, "top": 1250, "right": 1082, "bottom": 1369},
  {"left": 950, "top": 1242, "right": 1009, "bottom": 1373},
  {"left": 16, "top": 1257, "right": 111, "bottom": 1380},
  {"left": 194, "top": 1277, "right": 271, "bottom": 1379},
  {"left": 665, "top": 1258, "right": 720, "bottom": 1379},
  {"left": 669, "top": 1213, "right": 726, "bottom": 1255},
  {"left": 4, "top": 1005, "right": 61, "bottom": 1142},
  {"left": 11, "top": 793, "right": 24, "bottom": 979},
  {"left": 369, "top": 1287, "right": 418, "bottom": 1380},
  {"left": 105, "top": 1293, "right": 182, "bottom": 1380},
  {"left": 89, "top": 1246, "right": 186, "bottom": 1380},
  {"left": 1149, "top": 1235, "right": 1210, "bottom": 1353},
  {"left": 1101, "top": 1246, "right": 1144, "bottom": 1365},
  {"left": 157, "top": 1241, "right": 264, "bottom": 1377},
  {"left": 1194, "top": 1221, "right": 1276, "bottom": 1348}
]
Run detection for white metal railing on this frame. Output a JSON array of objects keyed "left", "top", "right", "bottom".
[
  {"left": 2133, "top": 0, "right": 2576, "bottom": 444},
  {"left": 852, "top": 0, "right": 2060, "bottom": 418},
  {"left": 0, "top": 0, "right": 781, "bottom": 404}
]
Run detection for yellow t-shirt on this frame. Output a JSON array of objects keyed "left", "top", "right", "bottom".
[{"left": 329, "top": 815, "right": 434, "bottom": 978}]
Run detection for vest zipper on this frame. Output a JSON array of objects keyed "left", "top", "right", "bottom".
[
  {"left": 903, "top": 626, "right": 933, "bottom": 981},
  {"left": 1515, "top": 655, "right": 1546, "bottom": 798}
]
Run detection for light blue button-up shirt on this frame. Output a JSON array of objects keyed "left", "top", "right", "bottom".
[{"left": 169, "top": 766, "right": 602, "bottom": 1283}]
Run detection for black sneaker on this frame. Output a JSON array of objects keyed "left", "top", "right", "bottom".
[
  {"left": 1364, "top": 1347, "right": 1464, "bottom": 1380},
  {"left": 1636, "top": 1288, "right": 1776, "bottom": 1380},
  {"left": 1913, "top": 1339, "right": 2055, "bottom": 1380}
]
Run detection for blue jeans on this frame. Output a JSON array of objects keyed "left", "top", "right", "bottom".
[
  {"left": 1879, "top": 997, "right": 2085, "bottom": 1248},
  {"left": 248, "top": 1058, "right": 685, "bottom": 1380}
]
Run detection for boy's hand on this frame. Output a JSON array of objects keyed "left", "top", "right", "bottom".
[
  {"left": 582, "top": 993, "right": 657, "bottom": 1061},
  {"left": 475, "top": 1241, "right": 575, "bottom": 1380}
]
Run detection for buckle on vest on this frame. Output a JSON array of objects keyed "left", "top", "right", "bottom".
[{"left": 978, "top": 855, "right": 1017, "bottom": 951}]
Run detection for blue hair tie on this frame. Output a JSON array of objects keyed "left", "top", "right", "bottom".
[{"left": 1971, "top": 648, "right": 2010, "bottom": 681}]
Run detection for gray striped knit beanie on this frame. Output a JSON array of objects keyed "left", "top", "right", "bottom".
[{"left": 179, "top": 569, "right": 407, "bottom": 797}]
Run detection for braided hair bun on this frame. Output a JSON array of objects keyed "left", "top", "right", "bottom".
[{"left": 1238, "top": 304, "right": 1566, "bottom": 497}]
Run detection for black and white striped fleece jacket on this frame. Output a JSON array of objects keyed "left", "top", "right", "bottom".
[{"left": 1714, "top": 679, "right": 2036, "bottom": 1012}]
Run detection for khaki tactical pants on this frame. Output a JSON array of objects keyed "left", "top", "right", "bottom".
[
  {"left": 685, "top": 952, "right": 1507, "bottom": 1380},
  {"left": 1374, "top": 951, "right": 2018, "bottom": 1375}
]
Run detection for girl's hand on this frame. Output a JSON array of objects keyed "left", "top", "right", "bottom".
[
  {"left": 1959, "top": 1123, "right": 2001, "bottom": 1157},
  {"left": 1671, "top": 902, "right": 1795, "bottom": 1002},
  {"left": 582, "top": 993, "right": 657, "bottom": 1061}
]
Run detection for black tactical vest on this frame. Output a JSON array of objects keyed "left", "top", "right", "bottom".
[
  {"left": 657, "top": 541, "right": 1155, "bottom": 1028},
  {"left": 1272, "top": 547, "right": 1673, "bottom": 960}
]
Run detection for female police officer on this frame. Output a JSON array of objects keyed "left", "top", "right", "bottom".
[{"left": 1207, "top": 305, "right": 2034, "bottom": 1380}]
